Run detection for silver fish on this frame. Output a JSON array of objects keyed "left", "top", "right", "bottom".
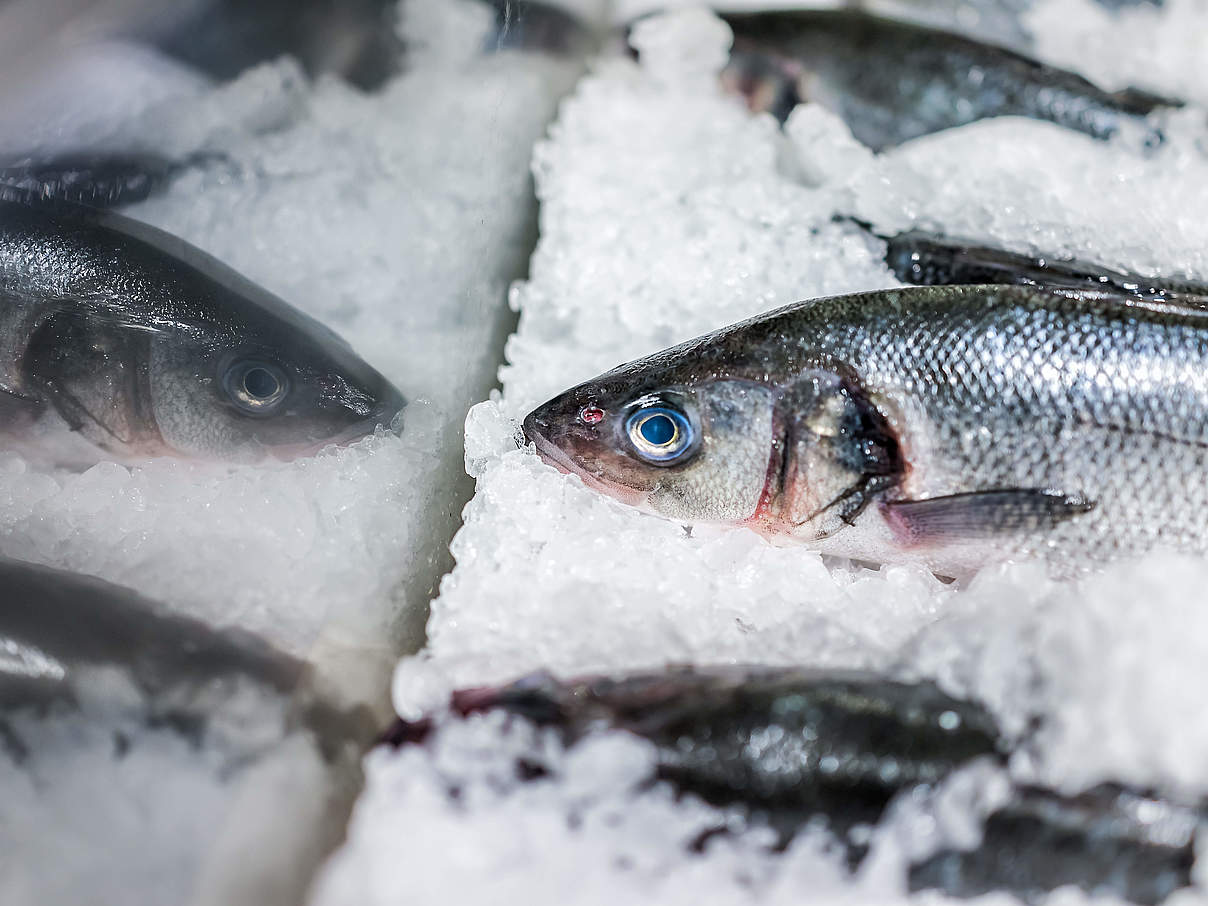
[
  {"left": 0, "top": 199, "right": 404, "bottom": 465},
  {"left": 717, "top": 9, "right": 1179, "bottom": 150},
  {"left": 523, "top": 285, "right": 1208, "bottom": 574}
]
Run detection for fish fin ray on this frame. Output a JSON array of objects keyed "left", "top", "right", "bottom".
[{"left": 882, "top": 489, "right": 1095, "bottom": 547}]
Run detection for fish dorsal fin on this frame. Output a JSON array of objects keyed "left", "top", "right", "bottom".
[
  {"left": 1045, "top": 286, "right": 1208, "bottom": 321},
  {"left": 0, "top": 153, "right": 177, "bottom": 211}
]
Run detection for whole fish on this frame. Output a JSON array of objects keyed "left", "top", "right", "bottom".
[
  {"left": 389, "top": 666, "right": 1199, "bottom": 903},
  {"left": 523, "top": 285, "right": 1208, "bottom": 574},
  {"left": 0, "top": 199, "right": 404, "bottom": 465},
  {"left": 0, "top": 153, "right": 176, "bottom": 209},
  {"left": 389, "top": 665, "right": 1003, "bottom": 844},
  {"left": 149, "top": 0, "right": 591, "bottom": 89},
  {"left": 717, "top": 9, "right": 1178, "bottom": 149}
]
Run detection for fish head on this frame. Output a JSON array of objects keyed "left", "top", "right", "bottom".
[
  {"left": 145, "top": 316, "right": 406, "bottom": 462},
  {"left": 522, "top": 355, "right": 775, "bottom": 524}
]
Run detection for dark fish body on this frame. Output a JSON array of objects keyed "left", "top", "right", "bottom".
[
  {"left": 0, "top": 556, "right": 370, "bottom": 748},
  {"left": 484, "top": 0, "right": 597, "bottom": 57},
  {"left": 719, "top": 9, "right": 1177, "bottom": 149},
  {"left": 0, "top": 199, "right": 403, "bottom": 464},
  {"left": 442, "top": 666, "right": 1001, "bottom": 838},
  {"left": 0, "top": 556, "right": 374, "bottom": 906},
  {"left": 912, "top": 784, "right": 1198, "bottom": 905},
  {"left": 0, "top": 153, "right": 178, "bottom": 210},
  {"left": 883, "top": 230, "right": 1208, "bottom": 298},
  {"left": 148, "top": 0, "right": 404, "bottom": 89},
  {"left": 390, "top": 666, "right": 1200, "bottom": 903},
  {"left": 147, "top": 0, "right": 591, "bottom": 89},
  {"left": 524, "top": 285, "right": 1208, "bottom": 573}
]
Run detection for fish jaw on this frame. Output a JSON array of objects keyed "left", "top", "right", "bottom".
[{"left": 522, "top": 408, "right": 650, "bottom": 509}]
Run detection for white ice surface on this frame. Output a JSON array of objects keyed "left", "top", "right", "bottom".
[
  {"left": 315, "top": 6, "right": 1208, "bottom": 905},
  {"left": 0, "top": 0, "right": 584, "bottom": 709},
  {"left": 0, "top": 665, "right": 358, "bottom": 906},
  {"left": 1028, "top": 0, "right": 1208, "bottom": 105}
]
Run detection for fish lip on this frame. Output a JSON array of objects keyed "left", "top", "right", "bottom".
[
  {"left": 523, "top": 409, "right": 648, "bottom": 507},
  {"left": 265, "top": 405, "right": 403, "bottom": 462},
  {"left": 522, "top": 411, "right": 579, "bottom": 477}
]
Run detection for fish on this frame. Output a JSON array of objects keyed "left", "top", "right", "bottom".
[
  {"left": 878, "top": 228, "right": 1208, "bottom": 298},
  {"left": 387, "top": 665, "right": 1003, "bottom": 845},
  {"left": 484, "top": 0, "right": 597, "bottom": 58},
  {"left": 0, "top": 555, "right": 375, "bottom": 905},
  {"left": 912, "top": 783, "right": 1199, "bottom": 905},
  {"left": 522, "top": 284, "right": 1208, "bottom": 574},
  {"left": 715, "top": 9, "right": 1179, "bottom": 149},
  {"left": 387, "top": 665, "right": 1200, "bottom": 903},
  {"left": 0, "top": 198, "right": 405, "bottom": 465},
  {"left": 145, "top": 0, "right": 591, "bottom": 89},
  {"left": 0, "top": 556, "right": 371, "bottom": 746},
  {"left": 143, "top": 0, "right": 405, "bottom": 90},
  {"left": 0, "top": 151, "right": 230, "bottom": 211}
]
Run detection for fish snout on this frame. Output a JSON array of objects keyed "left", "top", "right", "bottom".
[
  {"left": 522, "top": 407, "right": 550, "bottom": 447},
  {"left": 375, "top": 383, "right": 407, "bottom": 430},
  {"left": 522, "top": 402, "right": 587, "bottom": 478}
]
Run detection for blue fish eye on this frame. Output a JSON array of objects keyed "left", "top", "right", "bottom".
[
  {"left": 626, "top": 406, "right": 695, "bottom": 464},
  {"left": 640, "top": 414, "right": 675, "bottom": 445}
]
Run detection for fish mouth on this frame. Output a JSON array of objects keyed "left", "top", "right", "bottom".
[
  {"left": 522, "top": 410, "right": 647, "bottom": 508},
  {"left": 267, "top": 404, "right": 405, "bottom": 462}
]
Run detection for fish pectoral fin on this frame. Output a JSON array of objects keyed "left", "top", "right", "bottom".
[{"left": 882, "top": 489, "right": 1095, "bottom": 547}]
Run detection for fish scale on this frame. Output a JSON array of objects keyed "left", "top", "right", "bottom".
[{"left": 787, "top": 288, "right": 1208, "bottom": 565}]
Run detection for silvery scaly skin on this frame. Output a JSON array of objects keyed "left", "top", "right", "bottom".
[
  {"left": 0, "top": 199, "right": 404, "bottom": 465},
  {"left": 718, "top": 9, "right": 1178, "bottom": 150},
  {"left": 523, "top": 285, "right": 1208, "bottom": 575}
]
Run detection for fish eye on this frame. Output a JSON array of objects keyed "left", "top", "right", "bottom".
[
  {"left": 223, "top": 360, "right": 290, "bottom": 416},
  {"left": 625, "top": 405, "right": 695, "bottom": 464}
]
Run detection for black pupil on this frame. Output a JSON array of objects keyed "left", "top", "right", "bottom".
[
  {"left": 640, "top": 414, "right": 676, "bottom": 446},
  {"left": 242, "top": 367, "right": 280, "bottom": 400}
]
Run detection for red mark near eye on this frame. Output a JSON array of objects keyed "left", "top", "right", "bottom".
[{"left": 579, "top": 406, "right": 604, "bottom": 425}]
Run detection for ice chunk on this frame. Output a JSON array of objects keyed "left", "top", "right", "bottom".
[
  {"left": 0, "top": 40, "right": 207, "bottom": 159},
  {"left": 912, "top": 555, "right": 1208, "bottom": 799}
]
